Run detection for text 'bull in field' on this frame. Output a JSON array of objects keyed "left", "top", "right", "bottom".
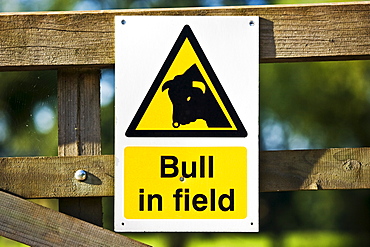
[{"left": 161, "top": 155, "right": 214, "bottom": 178}]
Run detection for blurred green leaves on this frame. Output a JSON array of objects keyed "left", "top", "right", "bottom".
[
  {"left": 0, "top": 70, "right": 57, "bottom": 156},
  {"left": 261, "top": 60, "right": 370, "bottom": 149}
]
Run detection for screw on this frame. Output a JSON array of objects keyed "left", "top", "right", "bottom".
[
  {"left": 249, "top": 20, "right": 255, "bottom": 26},
  {"left": 74, "top": 170, "right": 87, "bottom": 181},
  {"left": 180, "top": 177, "right": 185, "bottom": 182},
  {"left": 121, "top": 19, "right": 126, "bottom": 25}
]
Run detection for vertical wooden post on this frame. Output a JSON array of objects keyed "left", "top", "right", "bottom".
[{"left": 57, "top": 68, "right": 103, "bottom": 226}]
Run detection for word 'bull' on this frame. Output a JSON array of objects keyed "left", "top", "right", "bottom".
[{"left": 162, "top": 64, "right": 231, "bottom": 128}]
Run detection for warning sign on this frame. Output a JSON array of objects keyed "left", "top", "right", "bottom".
[
  {"left": 124, "top": 147, "right": 247, "bottom": 219},
  {"left": 126, "top": 25, "right": 247, "bottom": 137},
  {"left": 115, "top": 16, "right": 259, "bottom": 232}
]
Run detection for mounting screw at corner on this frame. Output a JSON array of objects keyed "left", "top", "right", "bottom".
[
  {"left": 249, "top": 20, "right": 255, "bottom": 26},
  {"left": 121, "top": 19, "right": 126, "bottom": 25},
  {"left": 74, "top": 170, "right": 87, "bottom": 181}
]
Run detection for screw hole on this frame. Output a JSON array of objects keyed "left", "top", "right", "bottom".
[
  {"left": 122, "top": 222, "right": 125, "bottom": 226},
  {"left": 249, "top": 20, "right": 255, "bottom": 26},
  {"left": 121, "top": 19, "right": 126, "bottom": 25}
]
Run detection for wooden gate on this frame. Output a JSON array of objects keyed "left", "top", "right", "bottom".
[{"left": 0, "top": 1, "right": 369, "bottom": 246}]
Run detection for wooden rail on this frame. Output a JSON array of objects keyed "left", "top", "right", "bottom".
[
  {"left": 1, "top": 2, "right": 370, "bottom": 246},
  {"left": 0, "top": 191, "right": 149, "bottom": 247},
  {"left": 0, "top": 1, "right": 370, "bottom": 71},
  {"left": 1, "top": 148, "right": 369, "bottom": 199}
]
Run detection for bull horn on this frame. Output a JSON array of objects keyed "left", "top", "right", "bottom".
[
  {"left": 162, "top": 80, "right": 173, "bottom": 92},
  {"left": 192, "top": 81, "right": 206, "bottom": 94}
]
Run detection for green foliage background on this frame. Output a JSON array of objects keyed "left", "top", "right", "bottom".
[{"left": 0, "top": 0, "right": 369, "bottom": 246}]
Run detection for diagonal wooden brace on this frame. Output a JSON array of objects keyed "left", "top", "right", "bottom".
[{"left": 0, "top": 191, "right": 149, "bottom": 247}]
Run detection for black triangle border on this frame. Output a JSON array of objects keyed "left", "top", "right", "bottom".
[{"left": 125, "top": 25, "right": 247, "bottom": 137}]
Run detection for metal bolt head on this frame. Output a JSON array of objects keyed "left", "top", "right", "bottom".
[{"left": 74, "top": 170, "right": 87, "bottom": 181}]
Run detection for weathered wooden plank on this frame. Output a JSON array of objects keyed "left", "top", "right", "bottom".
[
  {"left": 260, "top": 148, "right": 370, "bottom": 192},
  {"left": 0, "top": 191, "right": 149, "bottom": 247},
  {"left": 1, "top": 148, "right": 369, "bottom": 198},
  {"left": 0, "top": 155, "right": 114, "bottom": 198},
  {"left": 57, "top": 68, "right": 102, "bottom": 156},
  {"left": 0, "top": 2, "right": 369, "bottom": 70},
  {"left": 58, "top": 68, "right": 103, "bottom": 226}
]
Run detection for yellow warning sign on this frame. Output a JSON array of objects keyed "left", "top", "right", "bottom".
[
  {"left": 126, "top": 25, "right": 247, "bottom": 137},
  {"left": 124, "top": 146, "right": 247, "bottom": 219},
  {"left": 137, "top": 38, "right": 236, "bottom": 131}
]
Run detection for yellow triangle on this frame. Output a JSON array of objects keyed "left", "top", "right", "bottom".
[
  {"left": 136, "top": 38, "right": 237, "bottom": 131},
  {"left": 125, "top": 24, "right": 247, "bottom": 137}
]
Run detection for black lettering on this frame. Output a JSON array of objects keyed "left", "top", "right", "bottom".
[
  {"left": 148, "top": 194, "right": 163, "bottom": 211},
  {"left": 200, "top": 156, "right": 205, "bottom": 177},
  {"left": 209, "top": 156, "right": 214, "bottom": 178},
  {"left": 161, "top": 156, "right": 178, "bottom": 177},
  {"left": 173, "top": 188, "right": 183, "bottom": 211},
  {"left": 193, "top": 194, "right": 207, "bottom": 211},
  {"left": 210, "top": 188, "right": 216, "bottom": 211},
  {"left": 219, "top": 189, "right": 234, "bottom": 211},
  {"left": 184, "top": 188, "right": 190, "bottom": 211},
  {"left": 182, "top": 161, "right": 196, "bottom": 178},
  {"left": 139, "top": 188, "right": 144, "bottom": 211}
]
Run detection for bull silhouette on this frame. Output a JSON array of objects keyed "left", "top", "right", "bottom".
[{"left": 162, "top": 64, "right": 231, "bottom": 128}]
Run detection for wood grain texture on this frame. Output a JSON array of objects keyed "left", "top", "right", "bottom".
[
  {"left": 57, "top": 68, "right": 102, "bottom": 156},
  {"left": 1, "top": 148, "right": 369, "bottom": 198},
  {"left": 260, "top": 148, "right": 370, "bottom": 192},
  {"left": 0, "top": 191, "right": 149, "bottom": 247},
  {"left": 58, "top": 68, "right": 103, "bottom": 226},
  {"left": 0, "top": 2, "right": 369, "bottom": 70},
  {"left": 0, "top": 155, "right": 113, "bottom": 198}
]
